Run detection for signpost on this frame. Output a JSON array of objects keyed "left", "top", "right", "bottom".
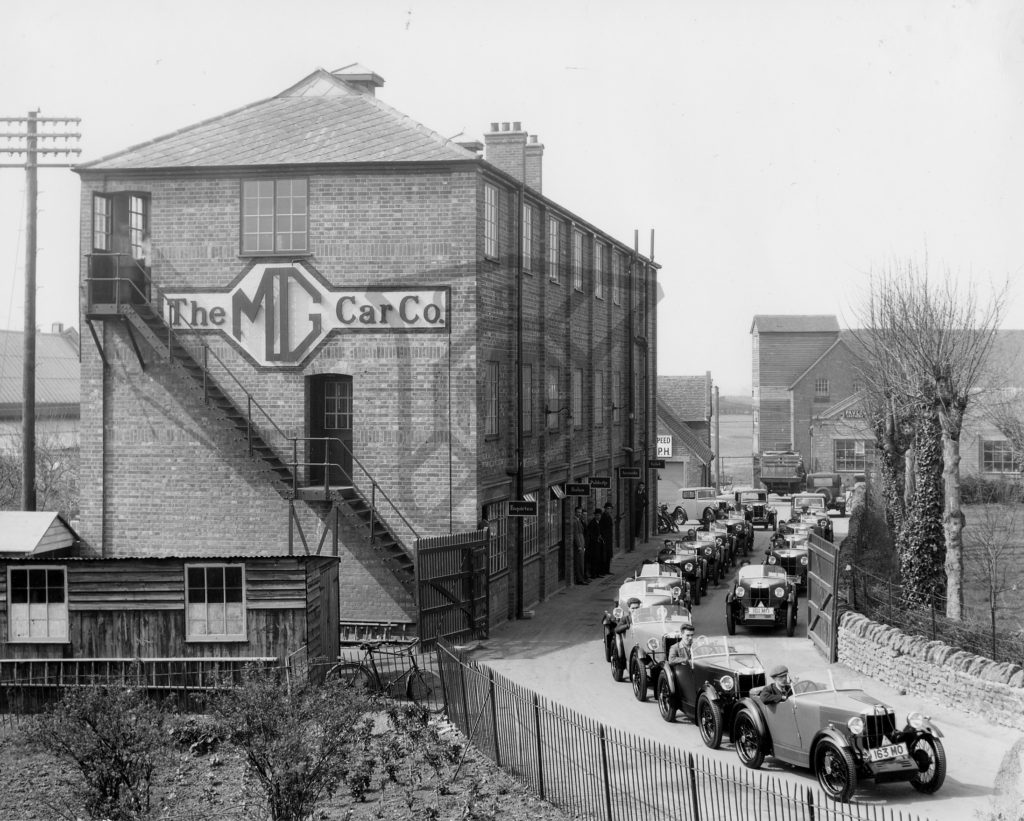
[
  {"left": 648, "top": 459, "right": 666, "bottom": 469},
  {"left": 618, "top": 467, "right": 641, "bottom": 479},
  {"left": 588, "top": 476, "right": 611, "bottom": 489},
  {"left": 508, "top": 500, "right": 538, "bottom": 517},
  {"left": 566, "top": 482, "right": 591, "bottom": 496}
]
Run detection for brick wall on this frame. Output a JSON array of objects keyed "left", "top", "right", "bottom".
[{"left": 838, "top": 610, "right": 1024, "bottom": 732}]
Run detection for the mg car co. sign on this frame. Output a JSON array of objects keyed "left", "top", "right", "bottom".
[{"left": 163, "top": 262, "right": 449, "bottom": 367}]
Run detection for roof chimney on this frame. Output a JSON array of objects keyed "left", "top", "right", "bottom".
[
  {"left": 525, "top": 134, "right": 544, "bottom": 193},
  {"left": 51, "top": 322, "right": 64, "bottom": 334},
  {"left": 331, "top": 63, "right": 385, "bottom": 96},
  {"left": 484, "top": 121, "right": 528, "bottom": 184}
]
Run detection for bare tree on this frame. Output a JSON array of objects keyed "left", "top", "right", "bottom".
[
  {"left": 854, "top": 261, "right": 1006, "bottom": 619},
  {"left": 0, "top": 433, "right": 79, "bottom": 519}
]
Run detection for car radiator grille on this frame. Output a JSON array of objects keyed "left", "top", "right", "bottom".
[
  {"left": 736, "top": 673, "right": 765, "bottom": 694},
  {"left": 864, "top": 711, "right": 899, "bottom": 747},
  {"left": 778, "top": 556, "right": 802, "bottom": 575},
  {"left": 747, "top": 587, "right": 774, "bottom": 606}
]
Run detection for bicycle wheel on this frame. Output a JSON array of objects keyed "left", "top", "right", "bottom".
[
  {"left": 406, "top": 669, "right": 445, "bottom": 714},
  {"left": 327, "top": 661, "right": 375, "bottom": 692}
]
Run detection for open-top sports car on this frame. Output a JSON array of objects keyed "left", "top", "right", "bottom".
[
  {"left": 726, "top": 563, "right": 799, "bottom": 636},
  {"left": 785, "top": 493, "right": 834, "bottom": 541},
  {"left": 689, "top": 530, "right": 726, "bottom": 584},
  {"left": 655, "top": 635, "right": 767, "bottom": 749},
  {"left": 603, "top": 570, "right": 688, "bottom": 679},
  {"left": 732, "top": 670, "right": 946, "bottom": 802},
  {"left": 624, "top": 603, "right": 694, "bottom": 698},
  {"left": 764, "top": 533, "right": 810, "bottom": 590},
  {"left": 658, "top": 539, "right": 709, "bottom": 603},
  {"left": 714, "top": 513, "right": 753, "bottom": 559},
  {"left": 736, "top": 488, "right": 776, "bottom": 530}
]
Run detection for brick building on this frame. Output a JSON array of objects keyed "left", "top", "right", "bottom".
[
  {"left": 656, "top": 374, "right": 715, "bottom": 488},
  {"left": 71, "top": 65, "right": 658, "bottom": 636}
]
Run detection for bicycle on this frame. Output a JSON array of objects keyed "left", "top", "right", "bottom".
[{"left": 327, "top": 637, "right": 445, "bottom": 714}]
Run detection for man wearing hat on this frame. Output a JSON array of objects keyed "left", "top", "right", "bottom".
[
  {"left": 586, "top": 507, "right": 605, "bottom": 578},
  {"left": 664, "top": 623, "right": 696, "bottom": 695},
  {"left": 760, "top": 664, "right": 793, "bottom": 704},
  {"left": 599, "top": 502, "right": 615, "bottom": 575}
]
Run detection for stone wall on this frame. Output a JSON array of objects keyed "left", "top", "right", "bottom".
[{"left": 837, "top": 610, "right": 1024, "bottom": 732}]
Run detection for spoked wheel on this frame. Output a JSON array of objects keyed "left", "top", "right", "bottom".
[
  {"left": 696, "top": 693, "right": 724, "bottom": 749},
  {"left": 815, "top": 740, "right": 857, "bottom": 802},
  {"left": 656, "top": 673, "right": 677, "bottom": 722},
  {"left": 732, "top": 710, "right": 764, "bottom": 768},
  {"left": 406, "top": 669, "right": 445, "bottom": 714},
  {"left": 328, "top": 662, "right": 376, "bottom": 692},
  {"left": 630, "top": 655, "right": 649, "bottom": 702},
  {"left": 909, "top": 736, "right": 947, "bottom": 794},
  {"left": 786, "top": 602, "right": 797, "bottom": 637},
  {"left": 692, "top": 580, "right": 701, "bottom": 606},
  {"left": 611, "top": 653, "right": 625, "bottom": 682},
  {"left": 726, "top": 607, "right": 736, "bottom": 636}
]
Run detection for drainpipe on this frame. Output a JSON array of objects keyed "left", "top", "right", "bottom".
[
  {"left": 514, "top": 182, "right": 525, "bottom": 619},
  {"left": 714, "top": 384, "right": 721, "bottom": 491}
]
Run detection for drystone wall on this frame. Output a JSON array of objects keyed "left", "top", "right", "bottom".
[{"left": 837, "top": 610, "right": 1024, "bottom": 732}]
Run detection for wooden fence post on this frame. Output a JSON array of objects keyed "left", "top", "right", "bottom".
[
  {"left": 686, "top": 752, "right": 701, "bottom": 821},
  {"left": 533, "top": 693, "right": 545, "bottom": 800},
  {"left": 598, "top": 725, "right": 614, "bottom": 821},
  {"left": 488, "top": 669, "right": 501, "bottom": 767}
]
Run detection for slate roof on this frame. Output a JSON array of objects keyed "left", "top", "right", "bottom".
[
  {"left": 76, "top": 68, "right": 478, "bottom": 171},
  {"left": 656, "top": 399, "right": 715, "bottom": 464},
  {"left": 750, "top": 315, "right": 840, "bottom": 334},
  {"left": 0, "top": 328, "right": 80, "bottom": 411},
  {"left": 659, "top": 374, "right": 710, "bottom": 422}
]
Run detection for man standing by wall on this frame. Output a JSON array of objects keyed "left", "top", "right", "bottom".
[
  {"left": 600, "top": 502, "right": 615, "bottom": 574},
  {"left": 573, "top": 506, "right": 589, "bottom": 585},
  {"left": 587, "top": 507, "right": 605, "bottom": 578}
]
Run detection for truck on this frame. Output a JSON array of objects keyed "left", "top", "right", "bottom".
[{"left": 757, "top": 449, "right": 806, "bottom": 496}]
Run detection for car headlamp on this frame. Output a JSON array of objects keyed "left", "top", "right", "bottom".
[
  {"left": 684, "top": 562, "right": 694, "bottom": 573},
  {"left": 704, "top": 547, "right": 712, "bottom": 555},
  {"left": 735, "top": 586, "right": 745, "bottom": 597},
  {"left": 767, "top": 555, "right": 777, "bottom": 564},
  {"left": 819, "top": 518, "right": 828, "bottom": 528},
  {"left": 800, "top": 556, "right": 809, "bottom": 565},
  {"left": 907, "top": 711, "right": 927, "bottom": 730},
  {"left": 774, "top": 587, "right": 786, "bottom": 598},
  {"left": 647, "top": 637, "right": 660, "bottom": 652},
  {"left": 720, "top": 675, "right": 735, "bottom": 692},
  {"left": 671, "top": 586, "right": 682, "bottom": 601},
  {"left": 745, "top": 504, "right": 752, "bottom": 511},
  {"left": 613, "top": 606, "right": 624, "bottom": 619},
  {"left": 847, "top": 716, "right": 865, "bottom": 735},
  {"left": 716, "top": 537, "right": 724, "bottom": 546}
]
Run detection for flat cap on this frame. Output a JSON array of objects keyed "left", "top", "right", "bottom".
[{"left": 769, "top": 664, "right": 789, "bottom": 678}]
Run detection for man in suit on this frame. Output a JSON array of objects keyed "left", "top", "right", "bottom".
[{"left": 600, "top": 502, "right": 615, "bottom": 574}]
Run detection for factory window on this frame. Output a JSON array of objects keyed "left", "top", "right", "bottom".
[
  {"left": 241, "top": 178, "right": 307, "bottom": 254},
  {"left": 484, "top": 501, "right": 509, "bottom": 575},
  {"left": 573, "top": 230, "right": 584, "bottom": 291},
  {"left": 547, "top": 217, "right": 561, "bottom": 283},
  {"left": 484, "top": 183, "right": 498, "bottom": 259},
  {"left": 522, "top": 363, "right": 534, "bottom": 435},
  {"left": 594, "top": 370, "right": 605, "bottom": 427},
  {"left": 814, "top": 378, "right": 830, "bottom": 401},
  {"left": 594, "top": 242, "right": 605, "bottom": 300},
  {"left": 485, "top": 361, "right": 500, "bottom": 436},
  {"left": 834, "top": 439, "right": 874, "bottom": 472},
  {"left": 522, "top": 202, "right": 534, "bottom": 272},
  {"left": 572, "top": 369, "right": 583, "bottom": 429},
  {"left": 546, "top": 367, "right": 560, "bottom": 430}
]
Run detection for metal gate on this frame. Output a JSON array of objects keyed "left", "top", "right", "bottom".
[
  {"left": 417, "top": 529, "right": 489, "bottom": 648},
  {"left": 806, "top": 532, "right": 842, "bottom": 662}
]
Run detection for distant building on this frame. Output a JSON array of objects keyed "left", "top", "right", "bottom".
[
  {"left": 656, "top": 374, "right": 715, "bottom": 487},
  {"left": 0, "top": 324, "right": 80, "bottom": 451}
]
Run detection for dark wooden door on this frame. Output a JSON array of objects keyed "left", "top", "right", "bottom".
[{"left": 309, "top": 375, "right": 352, "bottom": 486}]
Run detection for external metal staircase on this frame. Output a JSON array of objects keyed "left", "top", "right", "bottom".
[{"left": 83, "top": 254, "right": 418, "bottom": 601}]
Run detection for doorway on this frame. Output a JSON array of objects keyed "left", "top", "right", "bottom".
[{"left": 308, "top": 374, "right": 352, "bottom": 486}]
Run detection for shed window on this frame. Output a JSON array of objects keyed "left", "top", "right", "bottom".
[
  {"left": 186, "top": 564, "right": 246, "bottom": 641},
  {"left": 242, "top": 179, "right": 307, "bottom": 254},
  {"left": 8, "top": 567, "right": 67, "bottom": 642}
]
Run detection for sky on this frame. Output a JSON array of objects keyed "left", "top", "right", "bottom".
[{"left": 2, "top": 0, "right": 1023, "bottom": 394}]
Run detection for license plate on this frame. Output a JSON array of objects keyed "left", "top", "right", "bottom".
[
  {"left": 867, "top": 742, "right": 907, "bottom": 763},
  {"left": 787, "top": 575, "right": 801, "bottom": 585},
  {"left": 746, "top": 606, "right": 774, "bottom": 617}
]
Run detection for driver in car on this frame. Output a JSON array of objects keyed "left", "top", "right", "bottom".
[
  {"left": 759, "top": 664, "right": 793, "bottom": 704},
  {"left": 663, "top": 623, "right": 695, "bottom": 695},
  {"left": 615, "top": 597, "right": 642, "bottom": 633}
]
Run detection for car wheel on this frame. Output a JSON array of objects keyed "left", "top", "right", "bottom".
[
  {"left": 696, "top": 693, "right": 724, "bottom": 749},
  {"left": 631, "top": 654, "right": 649, "bottom": 702},
  {"left": 656, "top": 672, "right": 677, "bottom": 722},
  {"left": 702, "top": 507, "right": 715, "bottom": 525},
  {"left": 726, "top": 606, "right": 736, "bottom": 636},
  {"left": 692, "top": 581, "right": 701, "bottom": 606},
  {"left": 611, "top": 651, "right": 625, "bottom": 682},
  {"left": 909, "top": 735, "right": 947, "bottom": 794},
  {"left": 815, "top": 740, "right": 857, "bottom": 802},
  {"left": 732, "top": 709, "right": 764, "bottom": 769},
  {"left": 786, "top": 602, "right": 797, "bottom": 637}
]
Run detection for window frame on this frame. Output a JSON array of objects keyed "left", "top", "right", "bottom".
[
  {"left": 593, "top": 370, "right": 605, "bottom": 427},
  {"left": 484, "top": 183, "right": 499, "bottom": 260},
  {"left": 7, "top": 565, "right": 68, "bottom": 643},
  {"left": 522, "top": 202, "right": 534, "bottom": 273},
  {"left": 982, "top": 439, "right": 1020, "bottom": 473},
  {"left": 572, "top": 229, "right": 584, "bottom": 292},
  {"left": 547, "top": 217, "right": 560, "bottom": 283},
  {"left": 814, "top": 378, "right": 830, "bottom": 401},
  {"left": 834, "top": 439, "right": 874, "bottom": 472},
  {"left": 240, "top": 178, "right": 309, "bottom": 256},
  {"left": 612, "top": 371, "right": 621, "bottom": 425},
  {"left": 522, "top": 492, "right": 540, "bottom": 559},
  {"left": 522, "top": 363, "right": 533, "bottom": 435},
  {"left": 546, "top": 367, "right": 560, "bottom": 430},
  {"left": 594, "top": 241, "right": 605, "bottom": 300},
  {"left": 572, "top": 369, "right": 584, "bottom": 430},
  {"left": 185, "top": 563, "right": 247, "bottom": 642},
  {"left": 484, "top": 361, "right": 500, "bottom": 437},
  {"left": 484, "top": 501, "right": 509, "bottom": 575},
  {"left": 612, "top": 251, "right": 622, "bottom": 306}
]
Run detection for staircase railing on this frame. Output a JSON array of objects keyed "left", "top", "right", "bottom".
[{"left": 84, "top": 253, "right": 419, "bottom": 549}]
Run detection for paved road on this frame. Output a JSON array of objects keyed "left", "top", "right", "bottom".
[{"left": 467, "top": 506, "right": 1022, "bottom": 821}]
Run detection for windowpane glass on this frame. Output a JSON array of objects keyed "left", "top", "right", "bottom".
[
  {"left": 243, "top": 179, "right": 306, "bottom": 253},
  {"left": 10, "top": 569, "right": 27, "bottom": 604}
]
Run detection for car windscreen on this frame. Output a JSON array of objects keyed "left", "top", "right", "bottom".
[
  {"left": 692, "top": 637, "right": 757, "bottom": 659},
  {"left": 737, "top": 566, "right": 788, "bottom": 582},
  {"left": 633, "top": 604, "right": 691, "bottom": 624},
  {"left": 739, "top": 493, "right": 764, "bottom": 502}
]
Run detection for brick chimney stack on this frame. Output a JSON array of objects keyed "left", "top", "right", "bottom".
[
  {"left": 525, "top": 134, "right": 544, "bottom": 193},
  {"left": 484, "top": 121, "right": 529, "bottom": 186}
]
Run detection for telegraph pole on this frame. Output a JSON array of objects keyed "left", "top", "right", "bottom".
[{"left": 1, "top": 111, "right": 81, "bottom": 511}]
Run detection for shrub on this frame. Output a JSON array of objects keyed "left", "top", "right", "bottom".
[{"left": 32, "top": 684, "right": 166, "bottom": 821}]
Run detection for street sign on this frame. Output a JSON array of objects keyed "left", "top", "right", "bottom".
[
  {"left": 508, "top": 500, "right": 538, "bottom": 517},
  {"left": 588, "top": 476, "right": 611, "bottom": 489},
  {"left": 566, "top": 482, "right": 591, "bottom": 496},
  {"left": 648, "top": 459, "right": 666, "bottom": 469},
  {"left": 618, "top": 467, "right": 641, "bottom": 479},
  {"left": 657, "top": 435, "right": 672, "bottom": 458}
]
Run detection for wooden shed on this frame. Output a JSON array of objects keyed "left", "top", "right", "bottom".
[{"left": 0, "top": 554, "right": 339, "bottom": 663}]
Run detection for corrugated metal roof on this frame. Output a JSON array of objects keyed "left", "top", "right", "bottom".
[
  {"left": 76, "top": 69, "right": 477, "bottom": 171},
  {"left": 0, "top": 512, "right": 79, "bottom": 555},
  {"left": 659, "top": 374, "right": 710, "bottom": 422},
  {"left": 750, "top": 315, "right": 840, "bottom": 334},
  {"left": 0, "top": 329, "right": 79, "bottom": 407}
]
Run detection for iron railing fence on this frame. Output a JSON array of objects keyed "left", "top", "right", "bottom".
[
  {"left": 437, "top": 641, "right": 931, "bottom": 821},
  {"left": 845, "top": 563, "right": 1024, "bottom": 666}
]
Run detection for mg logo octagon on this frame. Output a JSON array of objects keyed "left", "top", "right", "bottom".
[{"left": 163, "top": 261, "right": 449, "bottom": 367}]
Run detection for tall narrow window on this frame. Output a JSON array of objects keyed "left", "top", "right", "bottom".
[
  {"left": 484, "top": 501, "right": 509, "bottom": 574},
  {"left": 92, "top": 195, "right": 111, "bottom": 251},
  {"left": 186, "top": 564, "right": 246, "bottom": 640},
  {"left": 612, "top": 251, "right": 622, "bottom": 306},
  {"left": 814, "top": 378, "right": 830, "bottom": 400},
  {"left": 485, "top": 361, "right": 499, "bottom": 436},
  {"left": 129, "top": 195, "right": 148, "bottom": 259},
  {"left": 484, "top": 183, "right": 498, "bottom": 259},
  {"left": 522, "top": 363, "right": 533, "bottom": 434},
  {"left": 572, "top": 230, "right": 584, "bottom": 291},
  {"left": 522, "top": 492, "right": 539, "bottom": 558},
  {"left": 547, "top": 217, "right": 560, "bottom": 283},
  {"left": 546, "top": 367, "right": 560, "bottom": 430},
  {"left": 242, "top": 178, "right": 308, "bottom": 253},
  {"left": 612, "top": 372, "right": 622, "bottom": 424},
  {"left": 572, "top": 369, "right": 583, "bottom": 429},
  {"left": 594, "top": 242, "right": 605, "bottom": 300},
  {"left": 8, "top": 567, "right": 67, "bottom": 642},
  {"left": 522, "top": 202, "right": 534, "bottom": 272},
  {"left": 594, "top": 370, "right": 605, "bottom": 426}
]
